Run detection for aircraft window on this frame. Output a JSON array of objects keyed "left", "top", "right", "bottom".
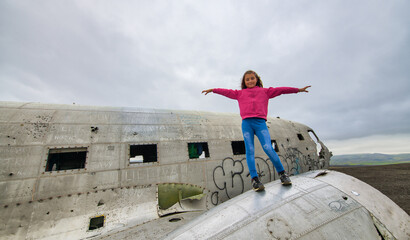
[
  {"left": 308, "top": 130, "right": 321, "bottom": 155},
  {"left": 45, "top": 147, "right": 87, "bottom": 172},
  {"left": 129, "top": 144, "right": 157, "bottom": 163},
  {"left": 271, "top": 140, "right": 279, "bottom": 152},
  {"left": 308, "top": 130, "right": 319, "bottom": 141},
  {"left": 231, "top": 141, "right": 246, "bottom": 155},
  {"left": 89, "top": 215, "right": 105, "bottom": 230},
  {"left": 297, "top": 134, "right": 305, "bottom": 141},
  {"left": 188, "top": 142, "right": 209, "bottom": 159}
]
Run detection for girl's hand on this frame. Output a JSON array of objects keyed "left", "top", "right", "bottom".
[
  {"left": 202, "top": 89, "right": 213, "bottom": 95},
  {"left": 299, "top": 86, "right": 311, "bottom": 93}
]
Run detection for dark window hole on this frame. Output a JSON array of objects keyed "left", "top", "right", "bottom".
[
  {"left": 130, "top": 144, "right": 157, "bottom": 163},
  {"left": 271, "top": 140, "right": 279, "bottom": 152},
  {"left": 45, "top": 147, "right": 87, "bottom": 172},
  {"left": 188, "top": 142, "right": 209, "bottom": 159},
  {"left": 89, "top": 216, "right": 105, "bottom": 230},
  {"left": 231, "top": 141, "right": 246, "bottom": 155}
]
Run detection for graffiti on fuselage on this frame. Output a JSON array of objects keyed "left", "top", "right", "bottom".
[
  {"left": 210, "top": 147, "right": 325, "bottom": 205},
  {"left": 279, "top": 146, "right": 322, "bottom": 175},
  {"left": 211, "top": 156, "right": 273, "bottom": 205}
]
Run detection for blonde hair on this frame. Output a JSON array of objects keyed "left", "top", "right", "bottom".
[{"left": 241, "top": 70, "right": 263, "bottom": 89}]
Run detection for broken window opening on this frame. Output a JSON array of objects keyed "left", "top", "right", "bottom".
[
  {"left": 271, "top": 140, "right": 279, "bottom": 152},
  {"left": 297, "top": 133, "right": 305, "bottom": 141},
  {"left": 45, "top": 147, "right": 87, "bottom": 172},
  {"left": 231, "top": 141, "right": 246, "bottom": 155},
  {"left": 308, "top": 130, "right": 321, "bottom": 156},
  {"left": 188, "top": 142, "right": 209, "bottom": 159},
  {"left": 89, "top": 215, "right": 105, "bottom": 230},
  {"left": 130, "top": 144, "right": 157, "bottom": 163}
]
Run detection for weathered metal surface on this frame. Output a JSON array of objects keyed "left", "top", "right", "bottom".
[
  {"left": 97, "top": 211, "right": 205, "bottom": 240},
  {"left": 314, "top": 170, "right": 409, "bottom": 240},
  {"left": 164, "top": 170, "right": 409, "bottom": 240},
  {"left": 0, "top": 101, "right": 331, "bottom": 239}
]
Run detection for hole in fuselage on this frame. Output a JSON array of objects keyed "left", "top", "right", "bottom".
[{"left": 169, "top": 217, "right": 182, "bottom": 223}]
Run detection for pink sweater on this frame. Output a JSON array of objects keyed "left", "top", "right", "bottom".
[{"left": 213, "top": 86, "right": 299, "bottom": 120}]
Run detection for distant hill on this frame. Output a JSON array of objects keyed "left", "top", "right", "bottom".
[{"left": 330, "top": 153, "right": 410, "bottom": 166}]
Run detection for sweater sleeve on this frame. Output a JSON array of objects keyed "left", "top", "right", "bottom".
[
  {"left": 213, "top": 88, "right": 240, "bottom": 100},
  {"left": 266, "top": 87, "right": 299, "bottom": 98}
]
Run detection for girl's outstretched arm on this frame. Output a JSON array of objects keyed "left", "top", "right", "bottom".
[
  {"left": 202, "top": 89, "right": 214, "bottom": 95},
  {"left": 204, "top": 88, "right": 239, "bottom": 99},
  {"left": 299, "top": 86, "right": 311, "bottom": 93}
]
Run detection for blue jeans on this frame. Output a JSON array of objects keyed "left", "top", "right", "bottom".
[{"left": 242, "top": 118, "right": 285, "bottom": 179}]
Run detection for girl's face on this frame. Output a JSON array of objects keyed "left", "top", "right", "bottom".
[{"left": 244, "top": 73, "right": 257, "bottom": 88}]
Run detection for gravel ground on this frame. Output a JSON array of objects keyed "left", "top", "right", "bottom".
[{"left": 329, "top": 163, "right": 410, "bottom": 215}]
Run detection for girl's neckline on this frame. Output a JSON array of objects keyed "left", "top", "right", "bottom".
[{"left": 244, "top": 86, "right": 260, "bottom": 90}]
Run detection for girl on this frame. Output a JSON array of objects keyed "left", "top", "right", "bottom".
[{"left": 202, "top": 70, "right": 310, "bottom": 191}]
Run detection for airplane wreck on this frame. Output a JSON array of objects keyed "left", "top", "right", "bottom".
[{"left": 0, "top": 101, "right": 407, "bottom": 239}]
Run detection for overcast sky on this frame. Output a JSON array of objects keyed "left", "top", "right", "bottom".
[{"left": 1, "top": 1, "right": 409, "bottom": 155}]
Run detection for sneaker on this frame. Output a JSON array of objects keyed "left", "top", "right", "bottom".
[
  {"left": 252, "top": 177, "right": 265, "bottom": 191},
  {"left": 280, "top": 172, "right": 292, "bottom": 185}
]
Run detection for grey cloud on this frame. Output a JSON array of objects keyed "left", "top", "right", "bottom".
[{"left": 1, "top": 0, "right": 409, "bottom": 149}]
